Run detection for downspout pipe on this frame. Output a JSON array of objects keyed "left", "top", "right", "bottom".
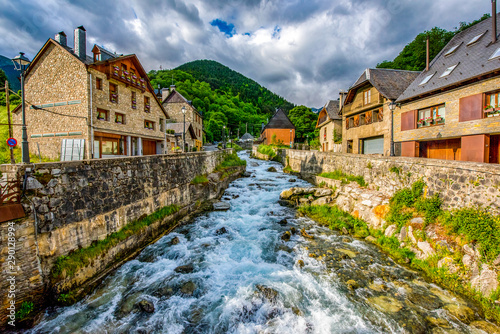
[{"left": 90, "top": 72, "right": 94, "bottom": 159}]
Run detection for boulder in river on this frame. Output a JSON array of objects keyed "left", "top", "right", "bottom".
[
  {"left": 443, "top": 303, "right": 475, "bottom": 324},
  {"left": 346, "top": 279, "right": 360, "bottom": 291},
  {"left": 314, "top": 188, "right": 333, "bottom": 197},
  {"left": 255, "top": 284, "right": 279, "bottom": 303},
  {"left": 300, "top": 228, "right": 314, "bottom": 239},
  {"left": 267, "top": 167, "right": 277, "bottom": 172},
  {"left": 181, "top": 281, "right": 197, "bottom": 296},
  {"left": 214, "top": 201, "right": 230, "bottom": 211},
  {"left": 137, "top": 299, "right": 155, "bottom": 313},
  {"left": 170, "top": 236, "right": 180, "bottom": 245},
  {"left": 279, "top": 189, "right": 294, "bottom": 200},
  {"left": 366, "top": 296, "right": 403, "bottom": 313},
  {"left": 297, "top": 260, "right": 305, "bottom": 268},
  {"left": 216, "top": 227, "right": 228, "bottom": 235},
  {"left": 289, "top": 179, "right": 296, "bottom": 182},
  {"left": 281, "top": 231, "right": 291, "bottom": 241},
  {"left": 470, "top": 320, "right": 500, "bottom": 333},
  {"left": 175, "top": 264, "right": 194, "bottom": 274},
  {"left": 277, "top": 218, "right": 288, "bottom": 226},
  {"left": 290, "top": 227, "right": 297, "bottom": 235}
]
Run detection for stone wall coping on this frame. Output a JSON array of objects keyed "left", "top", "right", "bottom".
[{"left": 283, "top": 149, "right": 500, "bottom": 175}]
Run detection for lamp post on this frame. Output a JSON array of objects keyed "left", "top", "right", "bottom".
[
  {"left": 306, "top": 134, "right": 309, "bottom": 146},
  {"left": 182, "top": 106, "right": 186, "bottom": 153},
  {"left": 223, "top": 125, "right": 226, "bottom": 149},
  {"left": 12, "top": 52, "right": 31, "bottom": 163},
  {"left": 388, "top": 100, "right": 398, "bottom": 157},
  {"left": 290, "top": 130, "right": 293, "bottom": 149}
]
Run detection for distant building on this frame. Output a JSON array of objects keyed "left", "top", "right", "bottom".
[
  {"left": 165, "top": 122, "right": 196, "bottom": 152},
  {"left": 340, "top": 68, "right": 420, "bottom": 155},
  {"left": 161, "top": 86, "right": 203, "bottom": 151},
  {"left": 396, "top": 13, "right": 500, "bottom": 163},
  {"left": 240, "top": 132, "right": 254, "bottom": 141},
  {"left": 316, "top": 97, "right": 343, "bottom": 152},
  {"left": 260, "top": 109, "right": 295, "bottom": 145},
  {"left": 12, "top": 26, "right": 170, "bottom": 160}
]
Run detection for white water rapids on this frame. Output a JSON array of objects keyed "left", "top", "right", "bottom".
[{"left": 28, "top": 152, "right": 493, "bottom": 334}]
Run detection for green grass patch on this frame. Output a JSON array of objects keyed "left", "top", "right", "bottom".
[
  {"left": 318, "top": 170, "right": 367, "bottom": 187},
  {"left": 283, "top": 165, "right": 298, "bottom": 174},
  {"left": 218, "top": 142, "right": 244, "bottom": 152},
  {"left": 15, "top": 301, "right": 33, "bottom": 321},
  {"left": 51, "top": 204, "right": 179, "bottom": 279},
  {"left": 257, "top": 144, "right": 277, "bottom": 159},
  {"left": 389, "top": 166, "right": 401, "bottom": 175},
  {"left": 191, "top": 174, "right": 209, "bottom": 185},
  {"left": 214, "top": 153, "right": 246, "bottom": 179}
]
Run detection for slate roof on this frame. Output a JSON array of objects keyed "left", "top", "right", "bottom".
[
  {"left": 325, "top": 100, "right": 341, "bottom": 120},
  {"left": 240, "top": 132, "right": 254, "bottom": 140},
  {"left": 350, "top": 68, "right": 421, "bottom": 101},
  {"left": 162, "top": 89, "right": 203, "bottom": 119},
  {"left": 261, "top": 108, "right": 295, "bottom": 132},
  {"left": 166, "top": 122, "right": 197, "bottom": 139},
  {"left": 398, "top": 13, "right": 500, "bottom": 102}
]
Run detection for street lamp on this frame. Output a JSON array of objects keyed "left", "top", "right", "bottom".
[
  {"left": 388, "top": 100, "right": 398, "bottom": 157},
  {"left": 290, "top": 129, "right": 293, "bottom": 149},
  {"left": 181, "top": 106, "right": 186, "bottom": 153},
  {"left": 12, "top": 52, "right": 31, "bottom": 163},
  {"left": 306, "top": 134, "right": 309, "bottom": 146},
  {"left": 223, "top": 125, "right": 226, "bottom": 149}
]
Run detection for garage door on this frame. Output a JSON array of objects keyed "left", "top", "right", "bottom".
[{"left": 363, "top": 136, "right": 384, "bottom": 155}]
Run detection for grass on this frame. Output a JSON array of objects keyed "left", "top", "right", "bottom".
[
  {"left": 214, "top": 153, "right": 246, "bottom": 179},
  {"left": 51, "top": 204, "right": 179, "bottom": 279},
  {"left": 283, "top": 165, "right": 298, "bottom": 174},
  {"left": 218, "top": 142, "right": 244, "bottom": 152},
  {"left": 191, "top": 174, "right": 209, "bottom": 185},
  {"left": 318, "top": 170, "right": 367, "bottom": 187},
  {"left": 15, "top": 301, "right": 34, "bottom": 321},
  {"left": 257, "top": 144, "right": 277, "bottom": 159}
]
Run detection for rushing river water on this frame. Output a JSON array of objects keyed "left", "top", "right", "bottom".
[{"left": 30, "top": 152, "right": 496, "bottom": 334}]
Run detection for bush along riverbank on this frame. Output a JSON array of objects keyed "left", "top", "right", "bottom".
[{"left": 281, "top": 179, "right": 500, "bottom": 325}]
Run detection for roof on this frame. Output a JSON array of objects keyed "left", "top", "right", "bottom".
[
  {"left": 162, "top": 89, "right": 203, "bottom": 119},
  {"left": 166, "top": 122, "right": 197, "bottom": 139},
  {"left": 91, "top": 44, "right": 120, "bottom": 60},
  {"left": 348, "top": 68, "right": 421, "bottom": 102},
  {"left": 325, "top": 100, "right": 341, "bottom": 120},
  {"left": 398, "top": 13, "right": 500, "bottom": 102},
  {"left": 262, "top": 108, "right": 295, "bottom": 132},
  {"left": 240, "top": 132, "right": 254, "bottom": 140}
]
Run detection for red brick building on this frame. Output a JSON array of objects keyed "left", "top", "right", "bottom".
[{"left": 260, "top": 109, "right": 295, "bottom": 145}]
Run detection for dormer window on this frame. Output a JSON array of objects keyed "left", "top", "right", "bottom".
[
  {"left": 467, "top": 32, "right": 485, "bottom": 46},
  {"left": 419, "top": 73, "right": 434, "bottom": 85},
  {"left": 440, "top": 64, "right": 458, "bottom": 78},
  {"left": 444, "top": 44, "right": 460, "bottom": 56},
  {"left": 489, "top": 47, "right": 500, "bottom": 60}
]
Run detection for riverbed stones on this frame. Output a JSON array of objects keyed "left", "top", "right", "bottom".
[
  {"left": 335, "top": 248, "right": 356, "bottom": 259},
  {"left": 175, "top": 264, "right": 194, "bottom": 274},
  {"left": 300, "top": 228, "right": 314, "bottom": 239},
  {"left": 255, "top": 285, "right": 279, "bottom": 303},
  {"left": 181, "top": 281, "right": 197, "bottom": 296},
  {"left": 470, "top": 320, "right": 500, "bottom": 333},
  {"left": 417, "top": 241, "right": 435, "bottom": 259},
  {"left": 281, "top": 231, "right": 291, "bottom": 241},
  {"left": 443, "top": 304, "right": 475, "bottom": 324},
  {"left": 366, "top": 296, "right": 403, "bottom": 313},
  {"left": 365, "top": 236, "right": 377, "bottom": 243},
  {"left": 346, "top": 280, "right": 360, "bottom": 290},
  {"left": 314, "top": 188, "right": 332, "bottom": 197},
  {"left": 171, "top": 236, "right": 180, "bottom": 245},
  {"left": 311, "top": 197, "right": 331, "bottom": 206},
  {"left": 267, "top": 167, "right": 277, "bottom": 172},
  {"left": 426, "top": 316, "right": 452, "bottom": 329},
  {"left": 137, "top": 299, "right": 155, "bottom": 313},
  {"left": 216, "top": 227, "right": 228, "bottom": 235},
  {"left": 213, "top": 201, "right": 230, "bottom": 211},
  {"left": 430, "top": 288, "right": 466, "bottom": 305},
  {"left": 471, "top": 264, "right": 499, "bottom": 297},
  {"left": 384, "top": 224, "right": 397, "bottom": 237},
  {"left": 297, "top": 260, "right": 305, "bottom": 268}
]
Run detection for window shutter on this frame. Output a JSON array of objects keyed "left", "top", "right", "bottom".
[
  {"left": 401, "top": 110, "right": 416, "bottom": 131},
  {"left": 459, "top": 94, "right": 483, "bottom": 122},
  {"left": 346, "top": 119, "right": 349, "bottom": 130}
]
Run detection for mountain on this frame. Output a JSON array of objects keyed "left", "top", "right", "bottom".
[
  {"left": 377, "top": 14, "right": 490, "bottom": 71},
  {"left": 175, "top": 60, "right": 295, "bottom": 114},
  {"left": 0, "top": 55, "right": 20, "bottom": 92}
]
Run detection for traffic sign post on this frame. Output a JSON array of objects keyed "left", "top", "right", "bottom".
[{"left": 7, "top": 138, "right": 17, "bottom": 148}]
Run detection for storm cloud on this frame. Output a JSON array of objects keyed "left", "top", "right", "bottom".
[{"left": 0, "top": 0, "right": 489, "bottom": 107}]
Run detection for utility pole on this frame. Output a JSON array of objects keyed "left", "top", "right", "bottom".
[
  {"left": 246, "top": 123, "right": 248, "bottom": 133},
  {"left": 5, "top": 80, "right": 15, "bottom": 164}
]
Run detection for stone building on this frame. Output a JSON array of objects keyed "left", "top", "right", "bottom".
[
  {"left": 396, "top": 13, "right": 500, "bottom": 163},
  {"left": 162, "top": 86, "right": 203, "bottom": 151},
  {"left": 316, "top": 99, "right": 342, "bottom": 152},
  {"left": 12, "top": 26, "right": 170, "bottom": 160},
  {"left": 165, "top": 122, "right": 196, "bottom": 152},
  {"left": 260, "top": 108, "right": 295, "bottom": 145},
  {"left": 340, "top": 68, "right": 420, "bottom": 155}
]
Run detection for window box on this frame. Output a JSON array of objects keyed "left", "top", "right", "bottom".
[
  {"left": 115, "top": 113, "right": 125, "bottom": 124},
  {"left": 112, "top": 66, "right": 120, "bottom": 76},
  {"left": 110, "top": 94, "right": 118, "bottom": 103}
]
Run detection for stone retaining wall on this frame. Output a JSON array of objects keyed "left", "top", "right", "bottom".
[
  {"left": 0, "top": 150, "right": 238, "bottom": 328},
  {"left": 279, "top": 149, "right": 500, "bottom": 215}
]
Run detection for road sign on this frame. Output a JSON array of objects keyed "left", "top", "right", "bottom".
[{"left": 6, "top": 138, "right": 17, "bottom": 147}]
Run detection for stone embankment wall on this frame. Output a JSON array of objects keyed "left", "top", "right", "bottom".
[
  {"left": 277, "top": 149, "right": 500, "bottom": 215},
  {"left": 0, "top": 150, "right": 240, "bottom": 327}
]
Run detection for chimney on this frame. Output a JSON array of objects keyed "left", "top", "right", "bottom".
[
  {"left": 426, "top": 35, "right": 430, "bottom": 71},
  {"left": 74, "top": 26, "right": 86, "bottom": 60},
  {"left": 170, "top": 84, "right": 176, "bottom": 92},
  {"left": 339, "top": 90, "right": 347, "bottom": 107},
  {"left": 261, "top": 122, "right": 265, "bottom": 132},
  {"left": 161, "top": 88, "right": 170, "bottom": 102},
  {"left": 493, "top": 0, "right": 498, "bottom": 44},
  {"left": 55, "top": 31, "right": 67, "bottom": 47}
]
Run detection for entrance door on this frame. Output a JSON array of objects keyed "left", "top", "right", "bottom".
[
  {"left": 362, "top": 136, "right": 384, "bottom": 155},
  {"left": 490, "top": 135, "right": 500, "bottom": 164},
  {"left": 143, "top": 140, "right": 157, "bottom": 155}
]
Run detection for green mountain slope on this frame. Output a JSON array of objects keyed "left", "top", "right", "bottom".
[
  {"left": 0, "top": 55, "right": 20, "bottom": 91},
  {"left": 176, "top": 60, "right": 295, "bottom": 114},
  {"left": 377, "top": 14, "right": 490, "bottom": 71}
]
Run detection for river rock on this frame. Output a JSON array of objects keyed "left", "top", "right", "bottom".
[
  {"left": 175, "top": 264, "right": 194, "bottom": 274},
  {"left": 384, "top": 224, "right": 397, "bottom": 237},
  {"left": 417, "top": 241, "right": 435, "bottom": 259},
  {"left": 255, "top": 285, "right": 279, "bottom": 303},
  {"left": 311, "top": 197, "right": 330, "bottom": 206},
  {"left": 335, "top": 248, "right": 356, "bottom": 259},
  {"left": 216, "top": 227, "right": 228, "bottom": 235},
  {"left": 281, "top": 231, "right": 291, "bottom": 241},
  {"left": 407, "top": 291, "right": 443, "bottom": 310},
  {"left": 430, "top": 288, "right": 466, "bottom": 305},
  {"left": 365, "top": 236, "right": 377, "bottom": 243},
  {"left": 137, "top": 299, "right": 155, "bottom": 313},
  {"left": 250, "top": 162, "right": 259, "bottom": 167},
  {"left": 346, "top": 280, "right": 360, "bottom": 290},
  {"left": 314, "top": 188, "right": 333, "bottom": 197},
  {"left": 290, "top": 227, "right": 297, "bottom": 234},
  {"left": 366, "top": 296, "right": 403, "bottom": 313},
  {"left": 181, "top": 281, "right": 197, "bottom": 296},
  {"left": 470, "top": 320, "right": 500, "bottom": 333},
  {"left": 280, "top": 189, "right": 294, "bottom": 200},
  {"left": 267, "top": 167, "right": 277, "bottom": 172},
  {"left": 297, "top": 260, "right": 305, "bottom": 268},
  {"left": 471, "top": 264, "right": 499, "bottom": 297},
  {"left": 278, "top": 199, "right": 295, "bottom": 207},
  {"left": 437, "top": 257, "right": 459, "bottom": 274},
  {"left": 208, "top": 173, "right": 220, "bottom": 182},
  {"left": 408, "top": 226, "right": 418, "bottom": 244},
  {"left": 426, "top": 316, "right": 452, "bottom": 329},
  {"left": 397, "top": 226, "right": 407, "bottom": 242},
  {"left": 277, "top": 218, "right": 288, "bottom": 226},
  {"left": 289, "top": 179, "right": 296, "bottom": 182},
  {"left": 443, "top": 304, "right": 475, "bottom": 324},
  {"left": 462, "top": 254, "right": 474, "bottom": 268},
  {"left": 213, "top": 201, "right": 230, "bottom": 211},
  {"left": 300, "top": 228, "right": 314, "bottom": 239},
  {"left": 170, "top": 236, "right": 180, "bottom": 245},
  {"left": 242, "top": 172, "right": 252, "bottom": 177}
]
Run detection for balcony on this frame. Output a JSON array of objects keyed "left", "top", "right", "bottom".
[
  {"left": 343, "top": 92, "right": 384, "bottom": 116},
  {"left": 111, "top": 66, "right": 147, "bottom": 91}
]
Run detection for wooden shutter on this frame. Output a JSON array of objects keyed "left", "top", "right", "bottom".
[
  {"left": 377, "top": 108, "right": 383, "bottom": 122},
  {"left": 401, "top": 110, "right": 417, "bottom": 131},
  {"left": 346, "top": 118, "right": 349, "bottom": 130},
  {"left": 459, "top": 94, "right": 483, "bottom": 122}
]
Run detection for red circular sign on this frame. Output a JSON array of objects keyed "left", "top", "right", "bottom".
[{"left": 6, "top": 138, "right": 17, "bottom": 147}]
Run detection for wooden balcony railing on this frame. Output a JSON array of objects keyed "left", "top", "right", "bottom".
[{"left": 111, "top": 66, "right": 147, "bottom": 91}]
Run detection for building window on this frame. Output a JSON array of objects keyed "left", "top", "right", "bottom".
[
  {"left": 97, "top": 108, "right": 109, "bottom": 121},
  {"left": 347, "top": 140, "right": 353, "bottom": 153},
  {"left": 145, "top": 120, "right": 155, "bottom": 130},
  {"left": 417, "top": 104, "right": 445, "bottom": 127},
  {"left": 144, "top": 96, "right": 150, "bottom": 113},
  {"left": 485, "top": 90, "right": 500, "bottom": 117},
  {"left": 115, "top": 113, "right": 125, "bottom": 124},
  {"left": 109, "top": 83, "right": 118, "bottom": 103},
  {"left": 131, "top": 91, "right": 137, "bottom": 109},
  {"left": 160, "top": 118, "right": 164, "bottom": 132},
  {"left": 348, "top": 117, "right": 354, "bottom": 128},
  {"left": 363, "top": 90, "right": 371, "bottom": 105},
  {"left": 96, "top": 78, "right": 102, "bottom": 90}
]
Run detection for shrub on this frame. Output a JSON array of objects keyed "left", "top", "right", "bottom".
[
  {"left": 191, "top": 175, "right": 209, "bottom": 185},
  {"left": 319, "top": 170, "right": 367, "bottom": 187},
  {"left": 15, "top": 301, "right": 33, "bottom": 320},
  {"left": 257, "top": 144, "right": 276, "bottom": 158}
]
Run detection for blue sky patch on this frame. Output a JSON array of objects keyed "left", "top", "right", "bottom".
[{"left": 210, "top": 19, "right": 236, "bottom": 37}]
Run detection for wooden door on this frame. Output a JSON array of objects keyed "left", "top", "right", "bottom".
[
  {"left": 490, "top": 135, "right": 500, "bottom": 164},
  {"left": 143, "top": 140, "right": 157, "bottom": 155}
]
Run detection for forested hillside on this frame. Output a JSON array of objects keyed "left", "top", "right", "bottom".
[{"left": 377, "top": 14, "right": 490, "bottom": 71}]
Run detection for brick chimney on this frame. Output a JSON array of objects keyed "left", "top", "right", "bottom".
[
  {"left": 55, "top": 31, "right": 67, "bottom": 47},
  {"left": 493, "top": 0, "right": 497, "bottom": 44},
  {"left": 170, "top": 84, "right": 176, "bottom": 92},
  {"left": 74, "top": 26, "right": 86, "bottom": 60}
]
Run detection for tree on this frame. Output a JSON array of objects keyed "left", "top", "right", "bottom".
[
  {"left": 287, "top": 105, "right": 319, "bottom": 142},
  {"left": 0, "top": 69, "right": 7, "bottom": 85}
]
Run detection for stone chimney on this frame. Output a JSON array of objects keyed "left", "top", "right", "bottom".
[
  {"left": 74, "top": 26, "right": 86, "bottom": 60},
  {"left": 339, "top": 90, "right": 347, "bottom": 107},
  {"left": 161, "top": 88, "right": 170, "bottom": 102},
  {"left": 493, "top": 0, "right": 497, "bottom": 44},
  {"left": 170, "top": 84, "right": 176, "bottom": 92},
  {"left": 55, "top": 31, "right": 67, "bottom": 47}
]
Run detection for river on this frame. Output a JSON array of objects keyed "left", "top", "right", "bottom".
[{"left": 29, "top": 151, "right": 495, "bottom": 333}]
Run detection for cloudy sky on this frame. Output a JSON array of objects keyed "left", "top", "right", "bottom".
[{"left": 0, "top": 0, "right": 490, "bottom": 107}]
